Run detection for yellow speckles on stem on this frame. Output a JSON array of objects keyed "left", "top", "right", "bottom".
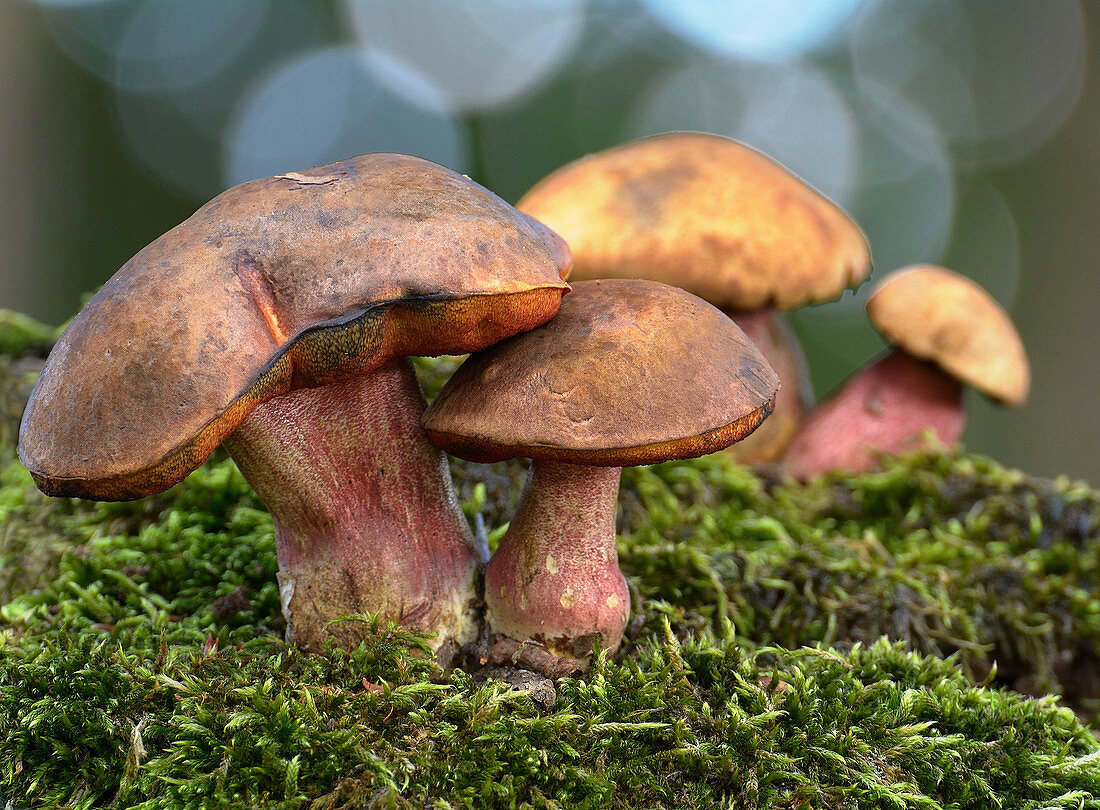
[
  {"left": 560, "top": 587, "right": 577, "bottom": 610},
  {"left": 606, "top": 594, "right": 620, "bottom": 609},
  {"left": 545, "top": 554, "right": 559, "bottom": 575},
  {"left": 499, "top": 585, "right": 507, "bottom": 599}
]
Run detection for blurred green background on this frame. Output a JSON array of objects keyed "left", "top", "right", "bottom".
[{"left": 2, "top": 0, "right": 1097, "bottom": 483}]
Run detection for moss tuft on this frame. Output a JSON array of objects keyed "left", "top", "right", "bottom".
[{"left": 0, "top": 310, "right": 54, "bottom": 360}]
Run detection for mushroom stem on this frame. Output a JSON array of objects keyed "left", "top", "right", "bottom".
[
  {"left": 484, "top": 460, "right": 630, "bottom": 659},
  {"left": 783, "top": 349, "right": 965, "bottom": 480},
  {"left": 223, "top": 357, "right": 480, "bottom": 652},
  {"left": 725, "top": 307, "right": 812, "bottom": 464}
]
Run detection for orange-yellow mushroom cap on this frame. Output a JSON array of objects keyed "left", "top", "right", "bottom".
[
  {"left": 517, "top": 132, "right": 870, "bottom": 310},
  {"left": 866, "top": 264, "right": 1030, "bottom": 407}
]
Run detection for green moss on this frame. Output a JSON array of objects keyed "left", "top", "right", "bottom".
[
  {"left": 4, "top": 555, "right": 1100, "bottom": 809},
  {"left": 3, "top": 344, "right": 1100, "bottom": 807},
  {"left": 618, "top": 454, "right": 1100, "bottom": 713},
  {"left": 0, "top": 310, "right": 54, "bottom": 360}
]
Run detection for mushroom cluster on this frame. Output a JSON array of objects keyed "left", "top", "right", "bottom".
[
  {"left": 19, "top": 153, "right": 570, "bottom": 653},
  {"left": 20, "top": 138, "right": 1031, "bottom": 674}
]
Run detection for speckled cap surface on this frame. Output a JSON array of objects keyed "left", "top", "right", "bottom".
[
  {"left": 20, "top": 153, "right": 571, "bottom": 500},
  {"left": 421, "top": 279, "right": 779, "bottom": 465}
]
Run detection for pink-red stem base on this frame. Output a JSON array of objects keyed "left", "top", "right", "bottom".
[
  {"left": 224, "top": 358, "right": 480, "bottom": 652},
  {"left": 783, "top": 349, "right": 965, "bottom": 480},
  {"left": 484, "top": 460, "right": 630, "bottom": 659}
]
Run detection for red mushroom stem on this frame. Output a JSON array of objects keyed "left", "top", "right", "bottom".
[
  {"left": 484, "top": 460, "right": 630, "bottom": 659},
  {"left": 223, "top": 357, "right": 480, "bottom": 652},
  {"left": 726, "top": 307, "right": 812, "bottom": 463},
  {"left": 783, "top": 349, "right": 965, "bottom": 480}
]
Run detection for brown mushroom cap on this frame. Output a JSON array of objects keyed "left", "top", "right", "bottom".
[
  {"left": 866, "top": 265, "right": 1030, "bottom": 407},
  {"left": 19, "top": 153, "right": 570, "bottom": 500},
  {"left": 421, "top": 279, "right": 779, "bottom": 465},
  {"left": 517, "top": 132, "right": 870, "bottom": 310}
]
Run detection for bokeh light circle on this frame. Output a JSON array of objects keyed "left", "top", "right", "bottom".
[
  {"left": 962, "top": 0, "right": 1085, "bottom": 165},
  {"left": 224, "top": 46, "right": 467, "bottom": 187},
  {"left": 850, "top": 0, "right": 1085, "bottom": 166},
  {"left": 29, "top": 0, "right": 119, "bottom": 7},
  {"left": 113, "top": 0, "right": 269, "bottom": 93},
  {"left": 846, "top": 79, "right": 955, "bottom": 276},
  {"left": 642, "top": 0, "right": 866, "bottom": 62},
  {"left": 345, "top": 0, "right": 588, "bottom": 112},
  {"left": 41, "top": 0, "right": 142, "bottom": 82}
]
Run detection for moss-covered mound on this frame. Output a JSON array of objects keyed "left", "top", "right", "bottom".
[
  {"left": 2, "top": 318, "right": 1100, "bottom": 807},
  {"left": 618, "top": 454, "right": 1100, "bottom": 712}
]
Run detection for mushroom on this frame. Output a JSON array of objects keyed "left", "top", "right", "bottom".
[
  {"left": 517, "top": 131, "right": 871, "bottom": 463},
  {"left": 421, "top": 279, "right": 779, "bottom": 659},
  {"left": 18, "top": 153, "right": 571, "bottom": 652},
  {"left": 782, "top": 265, "right": 1030, "bottom": 479}
]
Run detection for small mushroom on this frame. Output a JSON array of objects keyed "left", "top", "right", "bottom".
[
  {"left": 18, "top": 153, "right": 570, "bottom": 652},
  {"left": 421, "top": 279, "right": 778, "bottom": 660},
  {"left": 782, "top": 265, "right": 1030, "bottom": 479},
  {"left": 517, "top": 132, "right": 870, "bottom": 463}
]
